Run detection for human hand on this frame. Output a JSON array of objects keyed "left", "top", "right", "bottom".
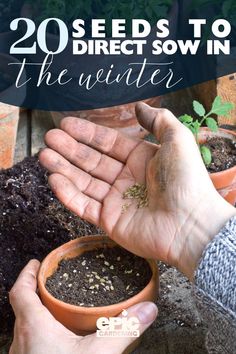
[
  {"left": 9, "top": 260, "right": 157, "bottom": 354},
  {"left": 39, "top": 103, "right": 236, "bottom": 280}
]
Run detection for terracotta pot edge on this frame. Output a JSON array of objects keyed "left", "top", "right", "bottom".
[{"left": 38, "top": 235, "right": 159, "bottom": 314}]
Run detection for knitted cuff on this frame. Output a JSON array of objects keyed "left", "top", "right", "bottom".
[{"left": 194, "top": 216, "right": 236, "bottom": 313}]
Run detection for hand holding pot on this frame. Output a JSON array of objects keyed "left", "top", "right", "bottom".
[
  {"left": 9, "top": 260, "right": 157, "bottom": 354},
  {"left": 40, "top": 103, "right": 236, "bottom": 280}
]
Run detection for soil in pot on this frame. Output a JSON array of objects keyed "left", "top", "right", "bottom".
[
  {"left": 204, "top": 136, "right": 236, "bottom": 173},
  {"left": 0, "top": 156, "right": 101, "bottom": 335},
  {"left": 46, "top": 247, "right": 152, "bottom": 307}
]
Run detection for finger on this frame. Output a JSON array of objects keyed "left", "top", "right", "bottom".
[
  {"left": 135, "top": 102, "right": 183, "bottom": 143},
  {"left": 45, "top": 129, "right": 124, "bottom": 185},
  {"left": 93, "top": 302, "right": 158, "bottom": 353},
  {"left": 60, "top": 117, "right": 141, "bottom": 163},
  {"left": 48, "top": 173, "right": 102, "bottom": 226},
  {"left": 39, "top": 149, "right": 111, "bottom": 202},
  {"left": 9, "top": 260, "right": 42, "bottom": 319}
]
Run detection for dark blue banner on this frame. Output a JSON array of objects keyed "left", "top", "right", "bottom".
[{"left": 0, "top": 0, "right": 235, "bottom": 111}]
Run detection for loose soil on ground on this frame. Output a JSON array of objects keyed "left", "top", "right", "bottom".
[{"left": 0, "top": 156, "right": 101, "bottom": 334}]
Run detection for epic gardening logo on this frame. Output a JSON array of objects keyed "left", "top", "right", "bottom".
[{"left": 96, "top": 310, "right": 140, "bottom": 338}]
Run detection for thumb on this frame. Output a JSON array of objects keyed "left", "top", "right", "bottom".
[
  {"left": 9, "top": 259, "right": 43, "bottom": 320},
  {"left": 136, "top": 102, "right": 182, "bottom": 143},
  {"left": 93, "top": 301, "right": 158, "bottom": 354}
]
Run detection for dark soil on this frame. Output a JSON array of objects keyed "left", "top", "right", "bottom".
[
  {"left": 46, "top": 247, "right": 152, "bottom": 307},
  {"left": 0, "top": 156, "right": 101, "bottom": 334},
  {"left": 204, "top": 137, "right": 236, "bottom": 173}
]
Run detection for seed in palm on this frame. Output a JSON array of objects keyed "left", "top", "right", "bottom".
[{"left": 122, "top": 183, "right": 149, "bottom": 212}]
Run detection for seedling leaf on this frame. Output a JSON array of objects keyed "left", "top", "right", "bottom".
[
  {"left": 193, "top": 100, "right": 206, "bottom": 117},
  {"left": 206, "top": 117, "right": 218, "bottom": 132},
  {"left": 211, "top": 96, "right": 234, "bottom": 116},
  {"left": 179, "top": 114, "right": 193, "bottom": 123},
  {"left": 192, "top": 121, "right": 201, "bottom": 135},
  {"left": 200, "top": 145, "right": 212, "bottom": 165}
]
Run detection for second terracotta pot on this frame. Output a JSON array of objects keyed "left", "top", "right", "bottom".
[
  {"left": 199, "top": 128, "right": 236, "bottom": 205},
  {"left": 38, "top": 235, "right": 159, "bottom": 336}
]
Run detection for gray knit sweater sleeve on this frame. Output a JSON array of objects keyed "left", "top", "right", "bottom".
[{"left": 194, "top": 216, "right": 236, "bottom": 354}]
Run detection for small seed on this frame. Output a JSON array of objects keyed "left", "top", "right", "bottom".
[
  {"left": 73, "top": 269, "right": 77, "bottom": 273},
  {"left": 123, "top": 183, "right": 148, "bottom": 210},
  {"left": 80, "top": 303, "right": 84, "bottom": 306},
  {"left": 110, "top": 285, "right": 114, "bottom": 291},
  {"left": 117, "top": 257, "right": 121, "bottom": 261},
  {"left": 82, "top": 260, "right": 86, "bottom": 266},
  {"left": 104, "top": 261, "right": 110, "bottom": 266},
  {"left": 89, "top": 278, "right": 94, "bottom": 283},
  {"left": 68, "top": 284, "right": 72, "bottom": 288},
  {"left": 94, "top": 284, "right": 99, "bottom": 290},
  {"left": 122, "top": 203, "right": 131, "bottom": 213},
  {"left": 105, "top": 285, "right": 110, "bottom": 291},
  {"left": 126, "top": 285, "right": 130, "bottom": 290},
  {"left": 95, "top": 275, "right": 100, "bottom": 280},
  {"left": 63, "top": 273, "right": 69, "bottom": 279},
  {"left": 125, "top": 270, "right": 133, "bottom": 274},
  {"left": 100, "top": 278, "right": 106, "bottom": 283},
  {"left": 136, "top": 273, "right": 140, "bottom": 277},
  {"left": 89, "top": 286, "right": 95, "bottom": 290},
  {"left": 92, "top": 271, "right": 97, "bottom": 275},
  {"left": 110, "top": 265, "right": 114, "bottom": 270}
]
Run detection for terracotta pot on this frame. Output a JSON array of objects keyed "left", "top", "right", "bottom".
[
  {"left": 38, "top": 235, "right": 159, "bottom": 339},
  {"left": 51, "top": 96, "right": 161, "bottom": 138},
  {"left": 0, "top": 106, "right": 20, "bottom": 169},
  {"left": 0, "top": 54, "right": 26, "bottom": 169},
  {"left": 199, "top": 128, "right": 236, "bottom": 205}
]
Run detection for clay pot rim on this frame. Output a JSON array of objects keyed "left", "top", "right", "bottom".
[
  {"left": 38, "top": 235, "right": 158, "bottom": 314},
  {"left": 199, "top": 127, "right": 236, "bottom": 178}
]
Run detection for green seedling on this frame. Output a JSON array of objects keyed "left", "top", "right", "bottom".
[{"left": 179, "top": 96, "right": 234, "bottom": 166}]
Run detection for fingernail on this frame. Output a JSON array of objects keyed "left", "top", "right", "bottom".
[{"left": 136, "top": 302, "right": 158, "bottom": 324}]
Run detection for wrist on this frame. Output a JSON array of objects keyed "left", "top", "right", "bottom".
[{"left": 174, "top": 194, "right": 236, "bottom": 281}]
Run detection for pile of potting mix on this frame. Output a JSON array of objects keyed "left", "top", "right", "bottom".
[{"left": 0, "top": 156, "right": 101, "bottom": 334}]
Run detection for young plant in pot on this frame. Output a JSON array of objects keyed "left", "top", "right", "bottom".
[
  {"left": 38, "top": 235, "right": 158, "bottom": 351},
  {"left": 23, "top": 0, "right": 177, "bottom": 137},
  {"left": 179, "top": 96, "right": 236, "bottom": 205}
]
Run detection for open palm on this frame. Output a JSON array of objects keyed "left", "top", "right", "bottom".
[{"left": 40, "top": 103, "right": 223, "bottom": 277}]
